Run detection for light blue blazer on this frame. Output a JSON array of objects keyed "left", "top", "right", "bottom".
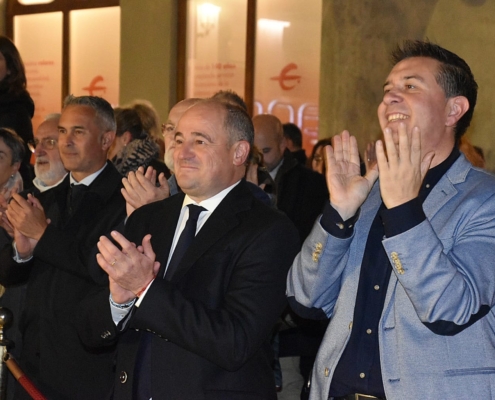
[{"left": 287, "top": 154, "right": 495, "bottom": 399}]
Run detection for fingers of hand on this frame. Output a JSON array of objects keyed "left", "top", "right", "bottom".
[
  {"left": 410, "top": 126, "right": 422, "bottom": 165},
  {"left": 375, "top": 139, "right": 388, "bottom": 171},
  {"left": 121, "top": 186, "right": 140, "bottom": 208},
  {"left": 158, "top": 173, "right": 169, "bottom": 190},
  {"left": 340, "top": 131, "right": 350, "bottom": 163},
  {"left": 398, "top": 122, "right": 412, "bottom": 162},
  {"left": 97, "top": 236, "right": 120, "bottom": 265},
  {"left": 135, "top": 170, "right": 155, "bottom": 190},
  {"left": 331, "top": 134, "right": 343, "bottom": 162},
  {"left": 110, "top": 231, "right": 137, "bottom": 257},
  {"left": 349, "top": 135, "right": 360, "bottom": 166},
  {"left": 143, "top": 166, "right": 155, "bottom": 180},
  {"left": 382, "top": 128, "right": 398, "bottom": 164},
  {"left": 141, "top": 234, "right": 156, "bottom": 259}
]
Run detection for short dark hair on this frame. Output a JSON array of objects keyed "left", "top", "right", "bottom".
[
  {"left": 283, "top": 123, "right": 303, "bottom": 148},
  {"left": 63, "top": 95, "right": 116, "bottom": 132},
  {"left": 0, "top": 127, "right": 25, "bottom": 164},
  {"left": 391, "top": 40, "right": 478, "bottom": 141},
  {"left": 310, "top": 138, "right": 332, "bottom": 162},
  {"left": 116, "top": 108, "right": 147, "bottom": 141},
  {"left": 0, "top": 36, "right": 27, "bottom": 95},
  {"left": 212, "top": 90, "right": 248, "bottom": 112}
]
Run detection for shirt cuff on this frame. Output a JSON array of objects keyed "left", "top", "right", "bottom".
[
  {"left": 12, "top": 242, "right": 33, "bottom": 263},
  {"left": 320, "top": 201, "right": 359, "bottom": 239},
  {"left": 135, "top": 279, "right": 155, "bottom": 307},
  {"left": 109, "top": 295, "right": 136, "bottom": 325},
  {"left": 381, "top": 197, "right": 426, "bottom": 238}
]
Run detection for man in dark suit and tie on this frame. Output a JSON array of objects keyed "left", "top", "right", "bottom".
[
  {"left": 0, "top": 95, "right": 126, "bottom": 399},
  {"left": 78, "top": 98, "right": 299, "bottom": 399}
]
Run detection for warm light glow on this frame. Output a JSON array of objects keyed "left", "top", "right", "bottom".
[
  {"left": 257, "top": 18, "right": 290, "bottom": 29},
  {"left": 198, "top": 3, "right": 221, "bottom": 17},
  {"left": 18, "top": 0, "right": 54, "bottom": 4}
]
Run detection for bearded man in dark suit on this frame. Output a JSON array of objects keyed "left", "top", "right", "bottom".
[
  {"left": 78, "top": 98, "right": 299, "bottom": 400},
  {"left": 0, "top": 95, "right": 126, "bottom": 399}
]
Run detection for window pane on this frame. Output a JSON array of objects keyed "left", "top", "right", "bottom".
[
  {"left": 69, "top": 6, "right": 120, "bottom": 107},
  {"left": 186, "top": 0, "right": 247, "bottom": 98},
  {"left": 254, "top": 0, "right": 322, "bottom": 154},
  {"left": 14, "top": 12, "right": 63, "bottom": 130}
]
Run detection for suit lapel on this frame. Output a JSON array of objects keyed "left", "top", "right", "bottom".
[
  {"left": 422, "top": 155, "right": 470, "bottom": 220},
  {"left": 168, "top": 181, "right": 253, "bottom": 282}
]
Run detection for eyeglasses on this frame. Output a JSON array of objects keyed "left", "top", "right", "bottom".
[
  {"left": 28, "top": 138, "right": 58, "bottom": 153},
  {"left": 161, "top": 123, "right": 175, "bottom": 137}
]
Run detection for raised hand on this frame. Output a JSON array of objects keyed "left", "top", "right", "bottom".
[
  {"left": 122, "top": 166, "right": 170, "bottom": 216},
  {"left": 325, "top": 131, "right": 379, "bottom": 220},
  {"left": 97, "top": 232, "right": 160, "bottom": 303},
  {"left": 376, "top": 123, "right": 434, "bottom": 209}
]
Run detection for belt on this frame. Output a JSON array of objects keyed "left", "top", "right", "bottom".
[{"left": 332, "top": 394, "right": 386, "bottom": 400}]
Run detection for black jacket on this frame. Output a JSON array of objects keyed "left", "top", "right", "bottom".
[
  {"left": 78, "top": 180, "right": 300, "bottom": 400},
  {"left": 275, "top": 150, "right": 329, "bottom": 241}
]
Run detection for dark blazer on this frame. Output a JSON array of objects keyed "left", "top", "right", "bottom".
[
  {"left": 78, "top": 180, "right": 300, "bottom": 400},
  {"left": 0, "top": 162, "right": 126, "bottom": 400},
  {"left": 275, "top": 150, "right": 329, "bottom": 241}
]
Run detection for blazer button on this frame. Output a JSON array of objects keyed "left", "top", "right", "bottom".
[
  {"left": 312, "top": 242, "right": 323, "bottom": 262},
  {"left": 100, "top": 330, "right": 111, "bottom": 339},
  {"left": 120, "top": 371, "right": 128, "bottom": 384}
]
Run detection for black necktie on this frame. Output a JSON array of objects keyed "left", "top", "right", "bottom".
[
  {"left": 165, "top": 204, "right": 206, "bottom": 279},
  {"left": 67, "top": 183, "right": 87, "bottom": 216}
]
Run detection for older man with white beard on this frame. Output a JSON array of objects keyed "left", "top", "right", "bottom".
[{"left": 30, "top": 114, "right": 67, "bottom": 192}]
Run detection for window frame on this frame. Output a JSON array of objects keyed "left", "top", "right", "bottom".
[{"left": 6, "top": 0, "right": 119, "bottom": 103}]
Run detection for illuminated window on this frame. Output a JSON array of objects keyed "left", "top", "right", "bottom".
[
  {"left": 14, "top": 12, "right": 62, "bottom": 130},
  {"left": 254, "top": 0, "right": 322, "bottom": 153},
  {"left": 185, "top": 0, "right": 247, "bottom": 98},
  {"left": 8, "top": 0, "right": 120, "bottom": 130},
  {"left": 182, "top": 0, "right": 322, "bottom": 154}
]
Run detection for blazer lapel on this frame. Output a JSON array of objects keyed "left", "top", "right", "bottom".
[
  {"left": 168, "top": 182, "right": 252, "bottom": 282},
  {"left": 422, "top": 154, "right": 470, "bottom": 220}
]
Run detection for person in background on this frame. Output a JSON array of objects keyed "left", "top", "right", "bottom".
[
  {"left": 283, "top": 123, "right": 307, "bottom": 165},
  {"left": 309, "top": 138, "right": 333, "bottom": 175},
  {"left": 109, "top": 107, "right": 168, "bottom": 177},
  {"left": 253, "top": 114, "right": 328, "bottom": 241},
  {"left": 29, "top": 114, "right": 67, "bottom": 192},
  {"left": 0, "top": 36, "right": 34, "bottom": 189},
  {"left": 130, "top": 99, "right": 165, "bottom": 161},
  {"left": 0, "top": 128, "right": 24, "bottom": 203}
]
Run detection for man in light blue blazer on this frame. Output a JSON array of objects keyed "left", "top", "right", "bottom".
[{"left": 287, "top": 40, "right": 495, "bottom": 399}]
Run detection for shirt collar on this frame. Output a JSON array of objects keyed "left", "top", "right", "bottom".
[
  {"left": 70, "top": 163, "right": 107, "bottom": 187},
  {"left": 420, "top": 146, "right": 460, "bottom": 201},
  {"left": 33, "top": 174, "right": 67, "bottom": 192},
  {"left": 269, "top": 158, "right": 284, "bottom": 180},
  {"left": 181, "top": 180, "right": 241, "bottom": 213}
]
